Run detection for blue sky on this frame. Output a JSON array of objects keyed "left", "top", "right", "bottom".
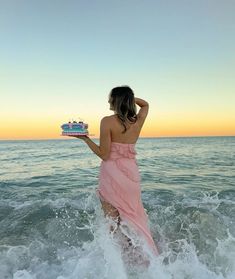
[{"left": 0, "top": 0, "right": 234, "bottom": 139}]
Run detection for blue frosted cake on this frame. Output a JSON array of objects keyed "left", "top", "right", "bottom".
[{"left": 61, "top": 120, "right": 89, "bottom": 136}]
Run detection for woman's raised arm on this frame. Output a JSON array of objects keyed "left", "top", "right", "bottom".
[{"left": 135, "top": 97, "right": 149, "bottom": 127}]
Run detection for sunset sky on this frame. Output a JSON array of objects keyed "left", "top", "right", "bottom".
[{"left": 1, "top": 0, "right": 234, "bottom": 140}]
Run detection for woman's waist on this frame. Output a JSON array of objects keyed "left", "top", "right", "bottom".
[
  {"left": 101, "top": 154, "right": 137, "bottom": 163},
  {"left": 109, "top": 143, "right": 137, "bottom": 159}
]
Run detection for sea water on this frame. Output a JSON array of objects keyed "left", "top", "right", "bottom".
[{"left": 0, "top": 137, "right": 234, "bottom": 279}]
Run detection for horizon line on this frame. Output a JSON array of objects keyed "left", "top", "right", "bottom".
[{"left": 0, "top": 135, "right": 235, "bottom": 141}]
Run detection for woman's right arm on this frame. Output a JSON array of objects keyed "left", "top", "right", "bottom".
[
  {"left": 135, "top": 97, "right": 149, "bottom": 127},
  {"left": 69, "top": 116, "right": 111, "bottom": 161}
]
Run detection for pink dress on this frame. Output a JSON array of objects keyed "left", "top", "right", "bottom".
[{"left": 96, "top": 142, "right": 159, "bottom": 256}]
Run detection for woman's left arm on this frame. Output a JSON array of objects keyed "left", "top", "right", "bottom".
[{"left": 73, "top": 117, "right": 111, "bottom": 161}]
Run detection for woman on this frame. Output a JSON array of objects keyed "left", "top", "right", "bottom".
[{"left": 69, "top": 85, "right": 159, "bottom": 257}]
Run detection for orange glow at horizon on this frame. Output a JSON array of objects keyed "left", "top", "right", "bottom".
[{"left": 1, "top": 114, "right": 234, "bottom": 140}]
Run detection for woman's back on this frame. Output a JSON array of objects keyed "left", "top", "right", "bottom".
[{"left": 109, "top": 115, "right": 142, "bottom": 144}]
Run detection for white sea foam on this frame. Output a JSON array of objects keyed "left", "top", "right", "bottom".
[{"left": 0, "top": 194, "right": 234, "bottom": 279}]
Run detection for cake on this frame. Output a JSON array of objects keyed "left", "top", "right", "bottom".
[{"left": 61, "top": 120, "right": 89, "bottom": 136}]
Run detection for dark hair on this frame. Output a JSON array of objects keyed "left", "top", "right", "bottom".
[{"left": 109, "top": 85, "right": 137, "bottom": 133}]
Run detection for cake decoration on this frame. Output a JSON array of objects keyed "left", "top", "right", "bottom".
[{"left": 61, "top": 120, "right": 89, "bottom": 136}]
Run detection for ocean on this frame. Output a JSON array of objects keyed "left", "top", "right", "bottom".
[{"left": 0, "top": 137, "right": 234, "bottom": 279}]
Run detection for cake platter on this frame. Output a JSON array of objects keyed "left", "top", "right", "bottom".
[{"left": 61, "top": 120, "right": 89, "bottom": 136}]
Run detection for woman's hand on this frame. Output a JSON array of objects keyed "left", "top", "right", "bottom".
[
  {"left": 68, "top": 135, "right": 89, "bottom": 141},
  {"left": 134, "top": 97, "right": 149, "bottom": 107}
]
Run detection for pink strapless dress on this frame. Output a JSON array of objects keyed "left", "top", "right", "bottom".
[{"left": 96, "top": 142, "right": 159, "bottom": 256}]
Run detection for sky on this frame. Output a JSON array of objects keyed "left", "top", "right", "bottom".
[{"left": 0, "top": 0, "right": 234, "bottom": 140}]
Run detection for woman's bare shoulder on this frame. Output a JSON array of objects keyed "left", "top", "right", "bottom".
[
  {"left": 101, "top": 115, "right": 115, "bottom": 120},
  {"left": 100, "top": 115, "right": 116, "bottom": 125}
]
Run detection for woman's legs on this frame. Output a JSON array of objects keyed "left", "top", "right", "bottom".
[
  {"left": 99, "top": 198, "right": 132, "bottom": 246},
  {"left": 99, "top": 198, "right": 150, "bottom": 268},
  {"left": 100, "top": 198, "right": 121, "bottom": 232}
]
